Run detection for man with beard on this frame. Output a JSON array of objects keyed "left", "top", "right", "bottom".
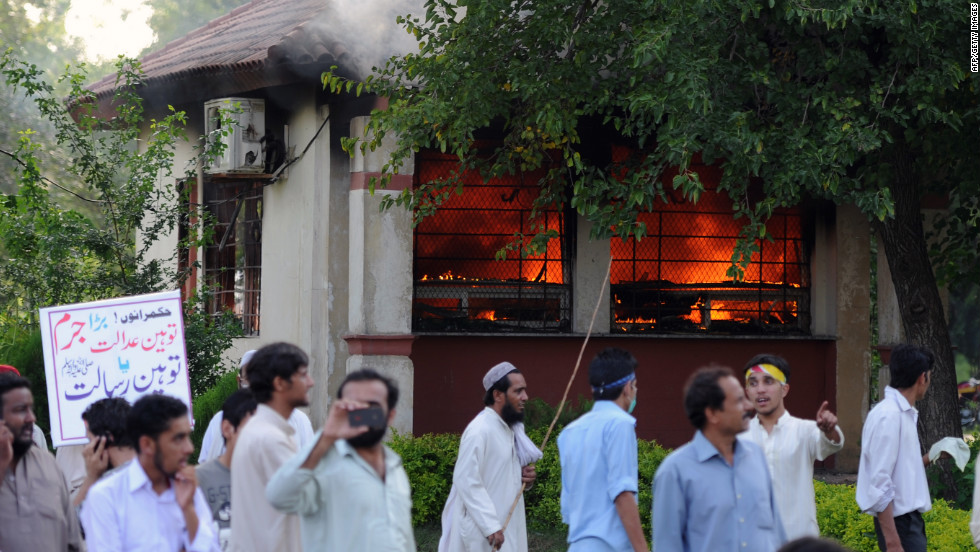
[
  {"left": 558, "top": 347, "right": 648, "bottom": 552},
  {"left": 266, "top": 368, "right": 416, "bottom": 551},
  {"left": 73, "top": 397, "right": 137, "bottom": 508},
  {"left": 738, "top": 354, "right": 843, "bottom": 540},
  {"left": 229, "top": 342, "right": 313, "bottom": 552},
  {"left": 653, "top": 366, "right": 786, "bottom": 552},
  {"left": 438, "top": 362, "right": 540, "bottom": 552},
  {"left": 0, "top": 373, "right": 83, "bottom": 551},
  {"left": 198, "top": 350, "right": 314, "bottom": 462},
  {"left": 81, "top": 394, "right": 218, "bottom": 551}
]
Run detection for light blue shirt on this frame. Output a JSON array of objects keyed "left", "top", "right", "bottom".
[
  {"left": 652, "top": 430, "right": 787, "bottom": 552},
  {"left": 558, "top": 401, "right": 639, "bottom": 551}
]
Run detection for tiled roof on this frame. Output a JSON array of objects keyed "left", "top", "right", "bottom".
[{"left": 88, "top": 0, "right": 346, "bottom": 103}]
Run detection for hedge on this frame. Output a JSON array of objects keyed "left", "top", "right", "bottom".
[
  {"left": 190, "top": 369, "right": 239, "bottom": 464},
  {"left": 389, "top": 431, "right": 975, "bottom": 550}
]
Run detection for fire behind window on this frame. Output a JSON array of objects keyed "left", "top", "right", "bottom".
[
  {"left": 611, "top": 164, "right": 810, "bottom": 335},
  {"left": 203, "top": 180, "right": 262, "bottom": 336},
  {"left": 413, "top": 150, "right": 571, "bottom": 333}
]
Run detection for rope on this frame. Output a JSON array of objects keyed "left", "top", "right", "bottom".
[{"left": 495, "top": 257, "right": 613, "bottom": 547}]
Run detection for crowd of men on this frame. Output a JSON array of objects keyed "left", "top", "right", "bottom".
[{"left": 0, "top": 341, "right": 968, "bottom": 551}]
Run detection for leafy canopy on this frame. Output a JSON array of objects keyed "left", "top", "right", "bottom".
[{"left": 326, "top": 0, "right": 978, "bottom": 282}]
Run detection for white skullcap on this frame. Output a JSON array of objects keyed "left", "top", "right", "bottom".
[
  {"left": 239, "top": 350, "right": 257, "bottom": 369},
  {"left": 483, "top": 361, "right": 518, "bottom": 391}
]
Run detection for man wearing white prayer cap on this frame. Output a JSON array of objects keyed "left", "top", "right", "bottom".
[
  {"left": 438, "top": 362, "right": 540, "bottom": 552},
  {"left": 197, "top": 350, "right": 315, "bottom": 462}
]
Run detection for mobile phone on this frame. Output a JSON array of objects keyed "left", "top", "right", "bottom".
[{"left": 348, "top": 405, "right": 386, "bottom": 428}]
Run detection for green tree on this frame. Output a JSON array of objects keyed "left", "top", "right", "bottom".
[
  {"left": 328, "top": 0, "right": 979, "bottom": 473},
  {"left": 0, "top": 52, "right": 242, "bottom": 394}
]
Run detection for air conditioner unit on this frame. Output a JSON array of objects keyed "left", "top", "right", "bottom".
[{"left": 203, "top": 98, "right": 265, "bottom": 174}]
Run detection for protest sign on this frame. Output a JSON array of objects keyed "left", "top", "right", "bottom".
[{"left": 39, "top": 290, "right": 191, "bottom": 447}]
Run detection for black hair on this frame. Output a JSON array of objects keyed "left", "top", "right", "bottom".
[
  {"left": 684, "top": 365, "right": 734, "bottom": 430},
  {"left": 888, "top": 344, "right": 935, "bottom": 389},
  {"left": 82, "top": 398, "right": 133, "bottom": 448},
  {"left": 337, "top": 368, "right": 400, "bottom": 410},
  {"left": 589, "top": 348, "right": 637, "bottom": 401},
  {"left": 743, "top": 353, "right": 791, "bottom": 384},
  {"left": 222, "top": 389, "right": 258, "bottom": 431},
  {"left": 483, "top": 370, "right": 519, "bottom": 406},
  {"left": 127, "top": 394, "right": 188, "bottom": 453},
  {"left": 777, "top": 536, "right": 851, "bottom": 552},
  {"left": 0, "top": 373, "right": 30, "bottom": 412},
  {"left": 246, "top": 342, "right": 310, "bottom": 403}
]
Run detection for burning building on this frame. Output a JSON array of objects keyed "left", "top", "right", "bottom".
[{"left": 89, "top": 0, "right": 872, "bottom": 469}]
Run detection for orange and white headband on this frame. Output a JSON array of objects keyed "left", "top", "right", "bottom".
[{"left": 746, "top": 363, "right": 786, "bottom": 385}]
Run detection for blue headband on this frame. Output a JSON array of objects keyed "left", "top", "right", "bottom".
[{"left": 591, "top": 372, "right": 635, "bottom": 393}]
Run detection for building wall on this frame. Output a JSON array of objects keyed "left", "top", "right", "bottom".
[{"left": 411, "top": 335, "right": 836, "bottom": 449}]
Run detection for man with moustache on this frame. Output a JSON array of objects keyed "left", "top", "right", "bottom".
[
  {"left": 266, "top": 368, "right": 416, "bottom": 551},
  {"left": 739, "top": 354, "right": 843, "bottom": 540},
  {"left": 0, "top": 373, "right": 83, "bottom": 551},
  {"left": 81, "top": 394, "right": 218, "bottom": 551},
  {"left": 558, "top": 347, "right": 648, "bottom": 552},
  {"left": 653, "top": 365, "right": 787, "bottom": 552},
  {"left": 439, "top": 362, "right": 540, "bottom": 552},
  {"left": 229, "top": 342, "right": 313, "bottom": 552}
]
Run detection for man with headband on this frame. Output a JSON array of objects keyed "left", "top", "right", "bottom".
[
  {"left": 739, "top": 354, "right": 843, "bottom": 540},
  {"left": 558, "top": 347, "right": 648, "bottom": 552},
  {"left": 439, "top": 362, "right": 539, "bottom": 552}
]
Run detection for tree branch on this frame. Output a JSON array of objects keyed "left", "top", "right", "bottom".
[{"left": 0, "top": 147, "right": 103, "bottom": 204}]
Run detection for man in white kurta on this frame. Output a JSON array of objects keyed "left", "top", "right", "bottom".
[
  {"left": 439, "top": 362, "right": 540, "bottom": 552},
  {"left": 738, "top": 355, "right": 843, "bottom": 540}
]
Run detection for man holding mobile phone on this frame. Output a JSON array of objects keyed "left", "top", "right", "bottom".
[{"left": 266, "top": 368, "right": 415, "bottom": 551}]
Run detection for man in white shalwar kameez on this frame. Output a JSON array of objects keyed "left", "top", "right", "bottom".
[{"left": 439, "top": 362, "right": 541, "bottom": 552}]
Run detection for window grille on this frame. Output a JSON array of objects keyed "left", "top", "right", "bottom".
[
  {"left": 611, "top": 175, "right": 809, "bottom": 335},
  {"left": 413, "top": 151, "right": 571, "bottom": 333},
  {"left": 203, "top": 180, "right": 262, "bottom": 335}
]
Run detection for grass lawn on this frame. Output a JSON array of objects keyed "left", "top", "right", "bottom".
[{"left": 414, "top": 522, "right": 568, "bottom": 551}]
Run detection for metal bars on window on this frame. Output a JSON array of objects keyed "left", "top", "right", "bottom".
[
  {"left": 412, "top": 151, "right": 571, "bottom": 333},
  {"left": 203, "top": 180, "right": 262, "bottom": 335},
  {"left": 610, "top": 188, "right": 810, "bottom": 334}
]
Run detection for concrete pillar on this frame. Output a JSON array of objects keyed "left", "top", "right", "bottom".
[
  {"left": 344, "top": 116, "right": 416, "bottom": 434},
  {"left": 835, "top": 204, "right": 872, "bottom": 471},
  {"left": 573, "top": 219, "right": 612, "bottom": 334}
]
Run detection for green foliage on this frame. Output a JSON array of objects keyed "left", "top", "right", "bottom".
[
  {"left": 182, "top": 287, "right": 243, "bottom": 396},
  {"left": 0, "top": 52, "right": 244, "bottom": 400},
  {"left": 815, "top": 480, "right": 975, "bottom": 551},
  {"left": 189, "top": 370, "right": 238, "bottom": 464},
  {"left": 327, "top": 0, "right": 978, "bottom": 284},
  {"left": 814, "top": 480, "right": 878, "bottom": 550},
  {"left": 388, "top": 431, "right": 460, "bottom": 526},
  {"left": 926, "top": 432, "right": 980, "bottom": 510},
  {"left": 522, "top": 396, "right": 592, "bottom": 434}
]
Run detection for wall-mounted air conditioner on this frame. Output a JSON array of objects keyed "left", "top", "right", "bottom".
[{"left": 203, "top": 97, "right": 265, "bottom": 174}]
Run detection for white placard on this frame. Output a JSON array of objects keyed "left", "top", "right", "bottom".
[{"left": 39, "top": 290, "right": 192, "bottom": 447}]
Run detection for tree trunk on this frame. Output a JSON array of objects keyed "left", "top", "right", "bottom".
[{"left": 872, "top": 140, "right": 961, "bottom": 500}]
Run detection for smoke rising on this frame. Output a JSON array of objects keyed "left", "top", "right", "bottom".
[{"left": 308, "top": 0, "right": 428, "bottom": 80}]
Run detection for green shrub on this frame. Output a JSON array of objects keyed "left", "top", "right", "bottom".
[
  {"left": 815, "top": 480, "right": 975, "bottom": 551},
  {"left": 389, "top": 431, "right": 460, "bottom": 526},
  {"left": 190, "top": 370, "right": 238, "bottom": 464}
]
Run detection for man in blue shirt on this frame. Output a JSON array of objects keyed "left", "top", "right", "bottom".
[
  {"left": 558, "top": 347, "right": 649, "bottom": 552},
  {"left": 652, "top": 365, "right": 787, "bottom": 552}
]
